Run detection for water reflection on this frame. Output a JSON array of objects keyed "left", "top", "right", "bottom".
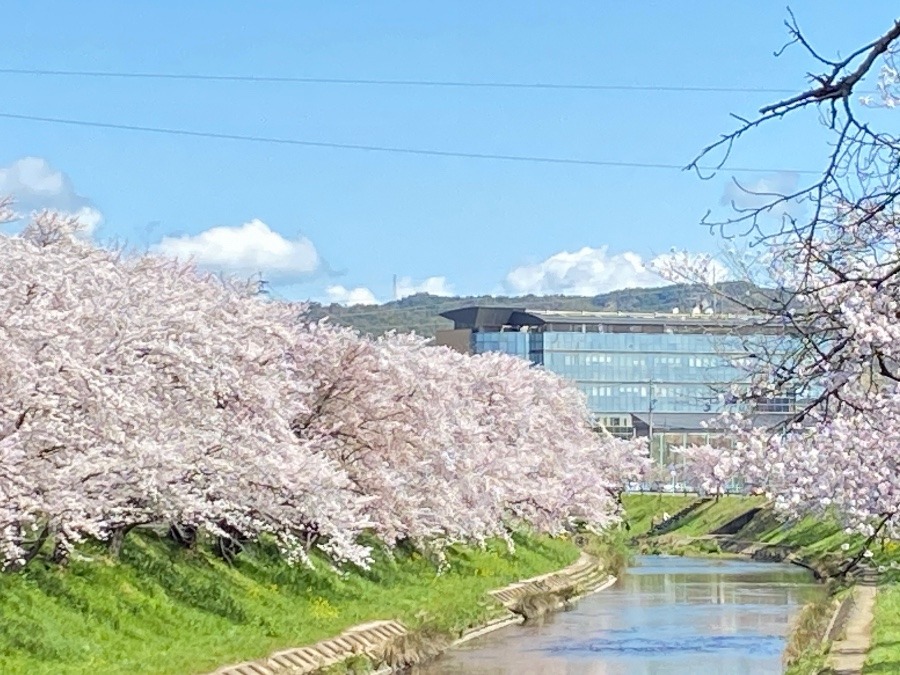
[{"left": 416, "top": 555, "right": 822, "bottom": 675}]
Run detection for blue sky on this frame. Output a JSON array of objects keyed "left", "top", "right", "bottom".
[{"left": 1, "top": 1, "right": 897, "bottom": 303}]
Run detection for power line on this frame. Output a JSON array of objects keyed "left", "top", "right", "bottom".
[
  {"left": 0, "top": 111, "right": 820, "bottom": 175},
  {"left": 0, "top": 68, "right": 801, "bottom": 94}
]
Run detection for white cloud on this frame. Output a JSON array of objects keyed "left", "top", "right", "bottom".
[
  {"left": 0, "top": 156, "right": 103, "bottom": 235},
  {"left": 325, "top": 284, "right": 378, "bottom": 306},
  {"left": 395, "top": 275, "right": 454, "bottom": 299},
  {"left": 504, "top": 246, "right": 730, "bottom": 296},
  {"left": 69, "top": 206, "right": 104, "bottom": 234},
  {"left": 504, "top": 246, "right": 666, "bottom": 296},
  {"left": 152, "top": 219, "right": 320, "bottom": 281},
  {"left": 322, "top": 275, "right": 454, "bottom": 306}
]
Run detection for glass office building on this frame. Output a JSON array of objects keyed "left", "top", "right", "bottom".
[{"left": 437, "top": 307, "right": 794, "bottom": 463}]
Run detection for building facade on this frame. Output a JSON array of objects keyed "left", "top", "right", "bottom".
[{"left": 436, "top": 307, "right": 794, "bottom": 464}]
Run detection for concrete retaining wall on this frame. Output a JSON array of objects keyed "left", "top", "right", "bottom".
[
  {"left": 488, "top": 552, "right": 608, "bottom": 607},
  {"left": 209, "top": 551, "right": 613, "bottom": 675},
  {"left": 712, "top": 536, "right": 825, "bottom": 578},
  {"left": 211, "top": 620, "right": 407, "bottom": 675}
]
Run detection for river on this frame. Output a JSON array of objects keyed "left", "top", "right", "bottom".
[{"left": 416, "top": 555, "right": 822, "bottom": 674}]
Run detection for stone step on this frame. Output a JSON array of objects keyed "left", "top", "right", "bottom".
[{"left": 211, "top": 555, "right": 607, "bottom": 674}]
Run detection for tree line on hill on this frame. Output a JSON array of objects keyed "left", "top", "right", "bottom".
[{"left": 307, "top": 281, "right": 760, "bottom": 337}]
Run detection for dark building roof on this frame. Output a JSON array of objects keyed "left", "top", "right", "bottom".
[
  {"left": 440, "top": 306, "right": 785, "bottom": 335},
  {"left": 439, "top": 307, "right": 526, "bottom": 332}
]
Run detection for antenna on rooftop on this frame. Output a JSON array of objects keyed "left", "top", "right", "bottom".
[
  {"left": 392, "top": 274, "right": 398, "bottom": 301},
  {"left": 256, "top": 273, "right": 270, "bottom": 297}
]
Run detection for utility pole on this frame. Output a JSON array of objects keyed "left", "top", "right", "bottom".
[
  {"left": 648, "top": 376, "right": 658, "bottom": 464},
  {"left": 711, "top": 267, "right": 717, "bottom": 314}
]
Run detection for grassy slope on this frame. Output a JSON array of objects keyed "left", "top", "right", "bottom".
[
  {"left": 662, "top": 496, "right": 764, "bottom": 537},
  {"left": 625, "top": 494, "right": 861, "bottom": 562},
  {"left": 0, "top": 531, "right": 578, "bottom": 675},
  {"left": 865, "top": 584, "right": 900, "bottom": 674},
  {"left": 620, "top": 493, "right": 764, "bottom": 537},
  {"left": 619, "top": 494, "right": 693, "bottom": 535}
]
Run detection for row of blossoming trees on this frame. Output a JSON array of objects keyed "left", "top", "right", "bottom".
[{"left": 0, "top": 203, "right": 648, "bottom": 571}]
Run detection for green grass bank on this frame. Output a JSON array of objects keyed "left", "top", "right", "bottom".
[
  {"left": 622, "top": 493, "right": 765, "bottom": 538},
  {"left": 864, "top": 583, "right": 900, "bottom": 674},
  {"left": 0, "top": 531, "right": 579, "bottom": 674}
]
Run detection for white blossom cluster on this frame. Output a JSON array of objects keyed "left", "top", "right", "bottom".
[
  {"left": 675, "top": 204, "right": 900, "bottom": 540},
  {"left": 861, "top": 49, "right": 900, "bottom": 108}
]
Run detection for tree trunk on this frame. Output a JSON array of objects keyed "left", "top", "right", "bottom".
[
  {"left": 301, "top": 520, "right": 321, "bottom": 552},
  {"left": 214, "top": 535, "right": 244, "bottom": 564},
  {"left": 213, "top": 522, "right": 248, "bottom": 564},
  {"left": 108, "top": 524, "right": 138, "bottom": 558},
  {"left": 839, "top": 513, "right": 893, "bottom": 577},
  {"left": 167, "top": 523, "right": 198, "bottom": 549},
  {"left": 49, "top": 540, "right": 70, "bottom": 567},
  {"left": 6, "top": 524, "right": 50, "bottom": 572}
]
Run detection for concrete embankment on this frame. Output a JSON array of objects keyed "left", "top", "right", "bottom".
[{"left": 211, "top": 552, "right": 614, "bottom": 675}]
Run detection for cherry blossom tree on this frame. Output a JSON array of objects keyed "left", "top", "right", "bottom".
[
  {"left": 0, "top": 210, "right": 372, "bottom": 567},
  {"left": 653, "top": 12, "right": 900, "bottom": 556},
  {"left": 672, "top": 442, "right": 741, "bottom": 501},
  {"left": 675, "top": 11, "right": 900, "bottom": 416},
  {"left": 292, "top": 329, "right": 633, "bottom": 548}
]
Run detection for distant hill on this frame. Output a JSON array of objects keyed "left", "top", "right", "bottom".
[{"left": 306, "top": 281, "right": 759, "bottom": 337}]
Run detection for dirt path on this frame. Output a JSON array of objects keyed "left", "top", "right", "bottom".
[{"left": 827, "top": 582, "right": 877, "bottom": 674}]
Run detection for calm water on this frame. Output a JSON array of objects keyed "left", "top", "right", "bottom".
[{"left": 416, "top": 555, "right": 822, "bottom": 675}]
